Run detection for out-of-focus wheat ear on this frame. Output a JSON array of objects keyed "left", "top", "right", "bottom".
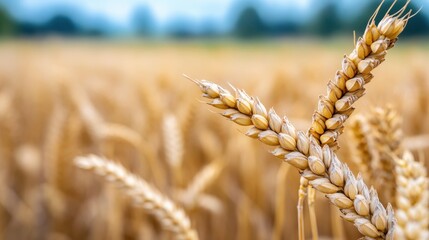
[
  {"left": 181, "top": 160, "right": 223, "bottom": 209},
  {"left": 74, "top": 155, "right": 198, "bottom": 240},
  {"left": 349, "top": 115, "right": 378, "bottom": 185},
  {"left": 163, "top": 114, "right": 184, "bottom": 185},
  {"left": 0, "top": 89, "right": 18, "bottom": 169},
  {"left": 69, "top": 85, "right": 144, "bottom": 151},
  {"left": 297, "top": 177, "right": 308, "bottom": 240},
  {"left": 191, "top": 193, "right": 223, "bottom": 215},
  {"left": 43, "top": 102, "right": 67, "bottom": 182},
  {"left": 67, "top": 84, "right": 104, "bottom": 142},
  {"left": 69, "top": 84, "right": 166, "bottom": 188},
  {"left": 367, "top": 106, "right": 403, "bottom": 205},
  {"left": 394, "top": 151, "right": 429, "bottom": 240},
  {"left": 308, "top": 0, "right": 413, "bottom": 149},
  {"left": 272, "top": 164, "right": 291, "bottom": 240},
  {"left": 192, "top": 79, "right": 396, "bottom": 239}
]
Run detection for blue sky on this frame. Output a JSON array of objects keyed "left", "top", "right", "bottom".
[
  {"left": 2, "top": 0, "right": 428, "bottom": 34},
  {"left": 8, "top": 0, "right": 312, "bottom": 25}
]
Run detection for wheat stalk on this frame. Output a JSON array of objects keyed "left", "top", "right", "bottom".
[
  {"left": 309, "top": 0, "right": 413, "bottom": 149},
  {"left": 191, "top": 79, "right": 395, "bottom": 239},
  {"left": 394, "top": 151, "right": 429, "bottom": 240},
  {"left": 307, "top": 185, "right": 319, "bottom": 240},
  {"left": 298, "top": 177, "right": 308, "bottom": 240},
  {"left": 74, "top": 155, "right": 198, "bottom": 240}
]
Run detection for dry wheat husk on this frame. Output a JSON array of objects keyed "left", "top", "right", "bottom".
[{"left": 74, "top": 155, "right": 198, "bottom": 240}]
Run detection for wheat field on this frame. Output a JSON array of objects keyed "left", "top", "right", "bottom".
[{"left": 0, "top": 30, "right": 428, "bottom": 240}]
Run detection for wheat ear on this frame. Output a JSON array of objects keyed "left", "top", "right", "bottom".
[
  {"left": 309, "top": 0, "right": 413, "bottom": 149},
  {"left": 350, "top": 115, "right": 378, "bottom": 184},
  {"left": 191, "top": 79, "right": 395, "bottom": 239},
  {"left": 163, "top": 114, "right": 184, "bottom": 185},
  {"left": 394, "top": 151, "right": 429, "bottom": 240},
  {"left": 367, "top": 107, "right": 403, "bottom": 204},
  {"left": 163, "top": 114, "right": 184, "bottom": 169},
  {"left": 180, "top": 160, "right": 223, "bottom": 209},
  {"left": 74, "top": 155, "right": 198, "bottom": 240}
]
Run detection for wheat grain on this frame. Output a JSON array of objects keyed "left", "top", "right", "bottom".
[
  {"left": 74, "top": 154, "right": 198, "bottom": 240},
  {"left": 309, "top": 0, "right": 413, "bottom": 149},
  {"left": 192, "top": 79, "right": 395, "bottom": 239}
]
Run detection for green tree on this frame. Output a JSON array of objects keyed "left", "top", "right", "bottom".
[
  {"left": 307, "top": 2, "right": 342, "bottom": 36},
  {"left": 131, "top": 6, "right": 155, "bottom": 36},
  {"left": 43, "top": 15, "right": 79, "bottom": 35},
  {"left": 0, "top": 6, "right": 16, "bottom": 35},
  {"left": 233, "top": 6, "right": 267, "bottom": 38}
]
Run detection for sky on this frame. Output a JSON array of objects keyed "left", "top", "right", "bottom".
[
  {"left": 2, "top": 0, "right": 428, "bottom": 34},
  {"left": 11, "top": 0, "right": 312, "bottom": 25}
]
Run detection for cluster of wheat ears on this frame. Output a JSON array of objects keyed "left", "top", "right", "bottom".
[
  {"left": 71, "top": 1, "right": 429, "bottom": 240},
  {"left": 0, "top": 1, "right": 428, "bottom": 240}
]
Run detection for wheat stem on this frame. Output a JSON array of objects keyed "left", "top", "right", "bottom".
[
  {"left": 298, "top": 177, "right": 308, "bottom": 240},
  {"left": 307, "top": 185, "right": 318, "bottom": 240}
]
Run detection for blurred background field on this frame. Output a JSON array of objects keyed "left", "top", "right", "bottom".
[{"left": 0, "top": 0, "right": 428, "bottom": 240}]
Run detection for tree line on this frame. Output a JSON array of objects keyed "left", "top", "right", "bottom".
[{"left": 0, "top": 2, "right": 428, "bottom": 39}]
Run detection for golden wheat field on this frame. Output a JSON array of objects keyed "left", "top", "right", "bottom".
[{"left": 0, "top": 32, "right": 428, "bottom": 240}]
